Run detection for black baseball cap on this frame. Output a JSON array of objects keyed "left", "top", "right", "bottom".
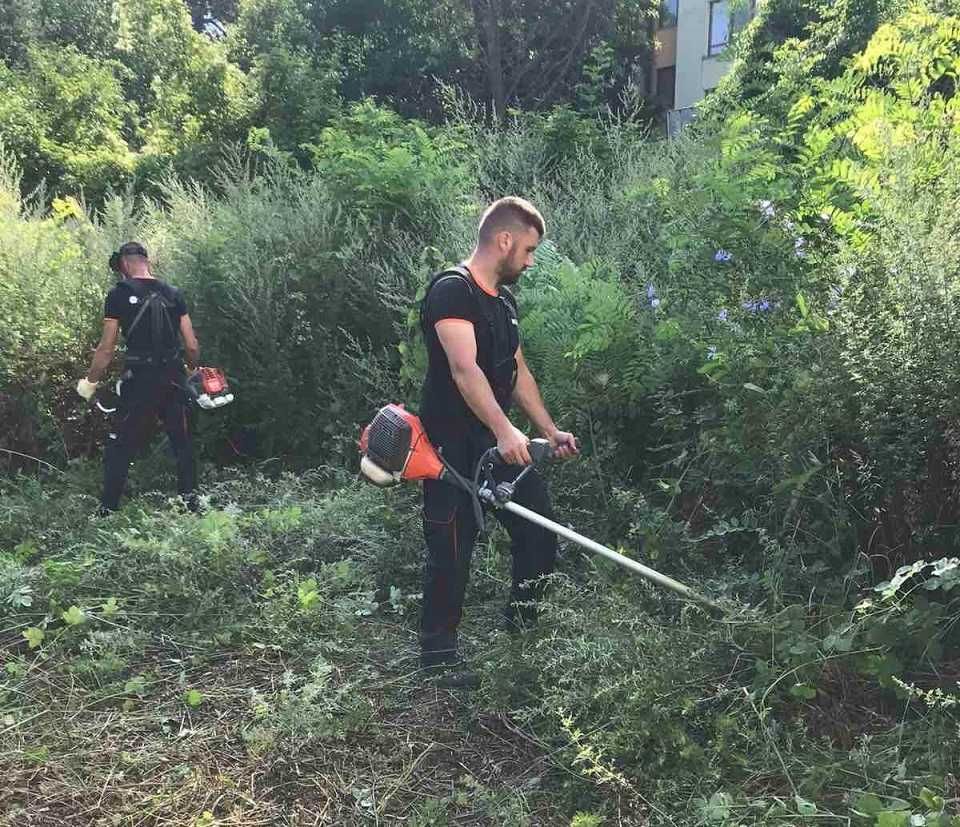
[{"left": 109, "top": 241, "right": 149, "bottom": 273}]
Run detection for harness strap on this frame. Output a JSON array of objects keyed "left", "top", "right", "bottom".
[
  {"left": 122, "top": 279, "right": 181, "bottom": 366},
  {"left": 420, "top": 265, "right": 519, "bottom": 404}
]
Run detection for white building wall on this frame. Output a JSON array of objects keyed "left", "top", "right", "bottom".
[{"left": 673, "top": 1, "right": 734, "bottom": 111}]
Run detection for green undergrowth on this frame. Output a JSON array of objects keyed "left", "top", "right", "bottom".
[{"left": 0, "top": 466, "right": 957, "bottom": 825}]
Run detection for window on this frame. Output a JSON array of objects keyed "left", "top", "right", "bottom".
[
  {"left": 660, "top": 0, "right": 678, "bottom": 27},
  {"left": 708, "top": 0, "right": 754, "bottom": 56},
  {"left": 656, "top": 66, "right": 676, "bottom": 109},
  {"left": 708, "top": 0, "right": 730, "bottom": 55}
]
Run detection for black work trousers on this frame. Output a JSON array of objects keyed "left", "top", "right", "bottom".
[
  {"left": 101, "top": 365, "right": 196, "bottom": 511},
  {"left": 420, "top": 424, "right": 557, "bottom": 663}
]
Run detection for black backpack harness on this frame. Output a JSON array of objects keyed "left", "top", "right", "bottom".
[
  {"left": 419, "top": 265, "right": 520, "bottom": 409},
  {"left": 121, "top": 278, "right": 182, "bottom": 368}
]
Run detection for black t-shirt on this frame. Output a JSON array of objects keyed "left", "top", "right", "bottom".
[
  {"left": 420, "top": 268, "right": 520, "bottom": 436},
  {"left": 104, "top": 277, "right": 187, "bottom": 357}
]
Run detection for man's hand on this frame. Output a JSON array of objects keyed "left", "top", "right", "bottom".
[
  {"left": 548, "top": 429, "right": 579, "bottom": 459},
  {"left": 76, "top": 378, "right": 98, "bottom": 401},
  {"left": 496, "top": 423, "right": 532, "bottom": 465}
]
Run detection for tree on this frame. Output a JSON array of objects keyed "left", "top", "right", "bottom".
[
  {"left": 699, "top": 0, "right": 899, "bottom": 126},
  {"left": 185, "top": 0, "right": 241, "bottom": 28},
  {"left": 305, "top": 0, "right": 473, "bottom": 117},
  {"left": 0, "top": 45, "right": 135, "bottom": 197},
  {"left": 33, "top": 0, "right": 116, "bottom": 56},
  {"left": 468, "top": 0, "right": 656, "bottom": 116},
  {"left": 0, "top": 0, "right": 38, "bottom": 65}
]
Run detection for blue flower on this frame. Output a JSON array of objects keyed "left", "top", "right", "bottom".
[
  {"left": 714, "top": 249, "right": 733, "bottom": 263},
  {"left": 717, "top": 308, "right": 728, "bottom": 322},
  {"left": 742, "top": 298, "right": 774, "bottom": 313},
  {"left": 827, "top": 285, "right": 842, "bottom": 311},
  {"left": 647, "top": 283, "right": 657, "bottom": 299}
]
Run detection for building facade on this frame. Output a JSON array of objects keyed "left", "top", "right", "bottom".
[{"left": 652, "top": 0, "right": 756, "bottom": 134}]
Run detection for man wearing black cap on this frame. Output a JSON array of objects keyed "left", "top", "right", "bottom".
[{"left": 76, "top": 242, "right": 201, "bottom": 514}]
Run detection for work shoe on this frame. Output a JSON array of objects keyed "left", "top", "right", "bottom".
[
  {"left": 175, "top": 493, "right": 202, "bottom": 514},
  {"left": 419, "top": 632, "right": 458, "bottom": 669},
  {"left": 421, "top": 655, "right": 480, "bottom": 690},
  {"left": 419, "top": 646, "right": 459, "bottom": 670}
]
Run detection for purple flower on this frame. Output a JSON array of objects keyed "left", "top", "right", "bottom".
[
  {"left": 646, "top": 283, "right": 659, "bottom": 308},
  {"left": 714, "top": 249, "right": 734, "bottom": 263},
  {"left": 742, "top": 298, "right": 774, "bottom": 313},
  {"left": 828, "top": 285, "right": 842, "bottom": 311},
  {"left": 717, "top": 308, "right": 729, "bottom": 322}
]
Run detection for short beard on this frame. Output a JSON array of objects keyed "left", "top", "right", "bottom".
[{"left": 497, "top": 260, "right": 523, "bottom": 285}]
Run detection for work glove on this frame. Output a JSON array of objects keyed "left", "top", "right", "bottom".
[{"left": 76, "top": 377, "right": 98, "bottom": 401}]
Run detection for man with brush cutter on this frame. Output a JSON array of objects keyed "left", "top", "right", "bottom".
[
  {"left": 76, "top": 242, "right": 202, "bottom": 516},
  {"left": 360, "top": 200, "right": 722, "bottom": 684},
  {"left": 416, "top": 197, "right": 579, "bottom": 675}
]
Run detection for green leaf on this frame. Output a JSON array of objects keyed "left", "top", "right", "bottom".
[
  {"left": 62, "top": 606, "right": 85, "bottom": 626},
  {"left": 795, "top": 795, "right": 817, "bottom": 816},
  {"left": 789, "top": 683, "right": 818, "bottom": 701},
  {"left": 877, "top": 812, "right": 910, "bottom": 827},
  {"left": 773, "top": 463, "right": 824, "bottom": 495},
  {"left": 654, "top": 319, "right": 682, "bottom": 341},
  {"left": 297, "top": 579, "right": 319, "bottom": 610},
  {"left": 102, "top": 597, "right": 119, "bottom": 618},
  {"left": 743, "top": 382, "right": 766, "bottom": 394},
  {"left": 919, "top": 788, "right": 945, "bottom": 812},
  {"left": 22, "top": 627, "right": 44, "bottom": 649},
  {"left": 704, "top": 791, "right": 733, "bottom": 822},
  {"left": 124, "top": 675, "right": 147, "bottom": 696},
  {"left": 184, "top": 689, "right": 203, "bottom": 708}
]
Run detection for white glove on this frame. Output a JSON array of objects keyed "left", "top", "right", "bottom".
[{"left": 76, "top": 377, "right": 98, "bottom": 401}]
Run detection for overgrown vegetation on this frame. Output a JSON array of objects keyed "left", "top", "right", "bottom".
[{"left": 4, "top": 0, "right": 960, "bottom": 823}]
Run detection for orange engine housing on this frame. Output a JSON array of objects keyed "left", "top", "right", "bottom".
[
  {"left": 197, "top": 367, "right": 228, "bottom": 395},
  {"left": 359, "top": 404, "right": 444, "bottom": 482}
]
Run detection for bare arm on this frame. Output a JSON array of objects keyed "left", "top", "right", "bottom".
[
  {"left": 512, "top": 347, "right": 579, "bottom": 459},
  {"left": 85, "top": 319, "right": 120, "bottom": 383},
  {"left": 436, "top": 320, "right": 531, "bottom": 465},
  {"left": 512, "top": 347, "right": 557, "bottom": 438},
  {"left": 180, "top": 314, "right": 200, "bottom": 370}
]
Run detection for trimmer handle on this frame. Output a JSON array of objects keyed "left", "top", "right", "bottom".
[
  {"left": 493, "top": 437, "right": 553, "bottom": 466},
  {"left": 529, "top": 438, "right": 553, "bottom": 464}
]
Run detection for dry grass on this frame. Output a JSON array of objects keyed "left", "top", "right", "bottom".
[{"left": 1, "top": 602, "right": 573, "bottom": 826}]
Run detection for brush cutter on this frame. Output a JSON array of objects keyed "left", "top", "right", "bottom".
[
  {"left": 91, "top": 367, "right": 234, "bottom": 415},
  {"left": 359, "top": 403, "right": 720, "bottom": 612},
  {"left": 90, "top": 377, "right": 123, "bottom": 414},
  {"left": 185, "top": 367, "right": 234, "bottom": 410}
]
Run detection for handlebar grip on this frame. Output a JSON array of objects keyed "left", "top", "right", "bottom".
[
  {"left": 492, "top": 438, "right": 553, "bottom": 466},
  {"left": 529, "top": 438, "right": 553, "bottom": 463}
]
